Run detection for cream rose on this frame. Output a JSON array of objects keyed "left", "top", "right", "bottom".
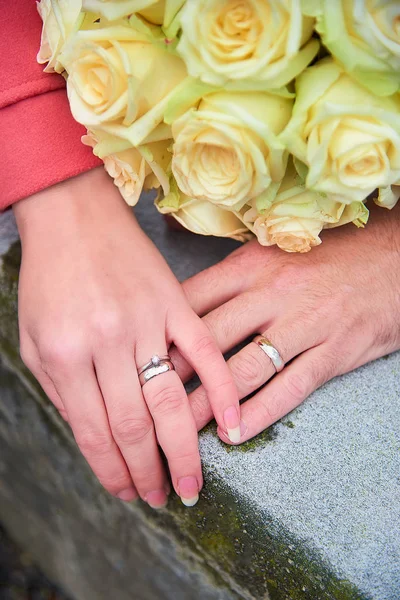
[
  {"left": 281, "top": 59, "right": 400, "bottom": 205},
  {"left": 82, "top": 0, "right": 186, "bottom": 27},
  {"left": 303, "top": 0, "right": 400, "bottom": 96},
  {"left": 178, "top": 0, "right": 319, "bottom": 89},
  {"left": 171, "top": 91, "right": 293, "bottom": 211},
  {"left": 83, "top": 129, "right": 171, "bottom": 205},
  {"left": 242, "top": 163, "right": 369, "bottom": 253},
  {"left": 37, "top": 0, "right": 82, "bottom": 73},
  {"left": 59, "top": 30, "right": 187, "bottom": 129},
  {"left": 157, "top": 191, "right": 252, "bottom": 241}
]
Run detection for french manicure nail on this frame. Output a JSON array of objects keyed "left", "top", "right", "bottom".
[
  {"left": 117, "top": 487, "right": 138, "bottom": 502},
  {"left": 181, "top": 495, "right": 199, "bottom": 507},
  {"left": 146, "top": 489, "right": 168, "bottom": 509},
  {"left": 219, "top": 419, "right": 248, "bottom": 444},
  {"left": 224, "top": 406, "right": 241, "bottom": 443},
  {"left": 178, "top": 476, "right": 199, "bottom": 507}
]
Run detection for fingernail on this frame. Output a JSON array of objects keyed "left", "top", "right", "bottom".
[
  {"left": 146, "top": 489, "right": 168, "bottom": 510},
  {"left": 178, "top": 476, "right": 199, "bottom": 507},
  {"left": 117, "top": 487, "right": 138, "bottom": 502},
  {"left": 219, "top": 419, "right": 248, "bottom": 445},
  {"left": 224, "top": 406, "right": 241, "bottom": 443}
]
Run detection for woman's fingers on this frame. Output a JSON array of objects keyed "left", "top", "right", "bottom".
[
  {"left": 41, "top": 350, "right": 137, "bottom": 501},
  {"left": 218, "top": 345, "right": 338, "bottom": 444},
  {"left": 143, "top": 372, "right": 202, "bottom": 506},
  {"left": 174, "top": 315, "right": 242, "bottom": 443},
  {"left": 137, "top": 336, "right": 203, "bottom": 507},
  {"left": 94, "top": 349, "right": 169, "bottom": 509}
]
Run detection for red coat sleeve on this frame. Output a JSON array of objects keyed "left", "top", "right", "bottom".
[{"left": 0, "top": 0, "right": 102, "bottom": 210}]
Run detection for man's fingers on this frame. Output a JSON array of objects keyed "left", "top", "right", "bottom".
[
  {"left": 218, "top": 345, "right": 338, "bottom": 444},
  {"left": 188, "top": 316, "right": 325, "bottom": 435},
  {"left": 172, "top": 291, "right": 273, "bottom": 383},
  {"left": 182, "top": 257, "right": 244, "bottom": 316},
  {"left": 190, "top": 385, "right": 213, "bottom": 432},
  {"left": 223, "top": 316, "right": 326, "bottom": 399},
  {"left": 95, "top": 349, "right": 169, "bottom": 509},
  {"left": 182, "top": 239, "right": 275, "bottom": 316}
]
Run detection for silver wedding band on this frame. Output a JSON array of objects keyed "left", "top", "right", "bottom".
[
  {"left": 253, "top": 335, "right": 284, "bottom": 373},
  {"left": 138, "top": 354, "right": 175, "bottom": 386}
]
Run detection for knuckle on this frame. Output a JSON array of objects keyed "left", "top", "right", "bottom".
[
  {"left": 311, "top": 351, "right": 338, "bottom": 385},
  {"left": 39, "top": 336, "right": 86, "bottom": 373},
  {"left": 190, "top": 388, "right": 211, "bottom": 426},
  {"left": 373, "top": 315, "right": 396, "bottom": 351},
  {"left": 230, "top": 350, "right": 267, "bottom": 389},
  {"left": 192, "top": 334, "right": 219, "bottom": 361},
  {"left": 98, "top": 473, "right": 132, "bottom": 496},
  {"left": 281, "top": 372, "right": 310, "bottom": 403},
  {"left": 150, "top": 385, "right": 186, "bottom": 415},
  {"left": 92, "top": 309, "right": 125, "bottom": 342},
  {"left": 168, "top": 448, "right": 200, "bottom": 464},
  {"left": 75, "top": 429, "right": 114, "bottom": 457},
  {"left": 112, "top": 417, "right": 153, "bottom": 444}
]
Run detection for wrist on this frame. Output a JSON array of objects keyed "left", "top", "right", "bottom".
[{"left": 13, "top": 168, "right": 135, "bottom": 244}]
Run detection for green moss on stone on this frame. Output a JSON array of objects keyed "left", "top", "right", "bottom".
[
  {"left": 146, "top": 465, "right": 369, "bottom": 600},
  {"left": 223, "top": 426, "right": 278, "bottom": 453},
  {"left": 199, "top": 421, "right": 278, "bottom": 454}
]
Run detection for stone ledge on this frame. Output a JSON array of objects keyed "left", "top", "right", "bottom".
[{"left": 0, "top": 205, "right": 399, "bottom": 600}]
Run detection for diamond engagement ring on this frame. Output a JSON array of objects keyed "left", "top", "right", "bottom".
[
  {"left": 138, "top": 354, "right": 175, "bottom": 386},
  {"left": 252, "top": 336, "right": 285, "bottom": 373}
]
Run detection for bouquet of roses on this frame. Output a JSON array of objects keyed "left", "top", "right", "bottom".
[{"left": 37, "top": 0, "right": 400, "bottom": 253}]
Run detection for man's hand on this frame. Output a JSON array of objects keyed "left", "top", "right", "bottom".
[{"left": 173, "top": 203, "right": 400, "bottom": 441}]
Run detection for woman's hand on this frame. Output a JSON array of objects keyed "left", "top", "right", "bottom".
[
  {"left": 173, "top": 203, "right": 400, "bottom": 441},
  {"left": 14, "top": 168, "right": 239, "bottom": 507}
]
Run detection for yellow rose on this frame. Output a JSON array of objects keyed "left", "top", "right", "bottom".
[
  {"left": 82, "top": 0, "right": 186, "bottom": 27},
  {"left": 281, "top": 59, "right": 400, "bottom": 204},
  {"left": 83, "top": 129, "right": 171, "bottom": 205},
  {"left": 171, "top": 91, "right": 293, "bottom": 211},
  {"left": 242, "top": 162, "right": 369, "bottom": 253},
  {"left": 156, "top": 190, "right": 252, "bottom": 241},
  {"left": 178, "top": 0, "right": 319, "bottom": 89},
  {"left": 59, "top": 30, "right": 187, "bottom": 128},
  {"left": 303, "top": 0, "right": 400, "bottom": 96},
  {"left": 37, "top": 0, "right": 82, "bottom": 73}
]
